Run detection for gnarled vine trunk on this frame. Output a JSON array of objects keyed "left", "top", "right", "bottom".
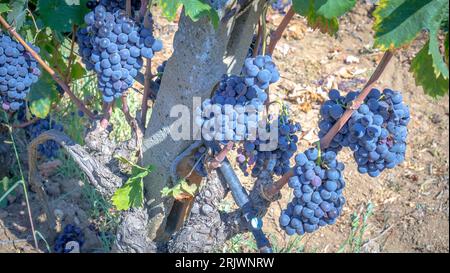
[{"left": 141, "top": 0, "right": 265, "bottom": 241}]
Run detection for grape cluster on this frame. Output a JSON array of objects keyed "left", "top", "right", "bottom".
[
  {"left": 54, "top": 224, "right": 84, "bottom": 253},
  {"left": 242, "top": 55, "right": 280, "bottom": 103},
  {"left": 238, "top": 109, "right": 301, "bottom": 177},
  {"left": 28, "top": 118, "right": 64, "bottom": 158},
  {"left": 98, "top": 0, "right": 142, "bottom": 12},
  {"left": 347, "top": 89, "right": 410, "bottom": 177},
  {"left": 279, "top": 148, "right": 346, "bottom": 235},
  {"left": 270, "top": 0, "right": 292, "bottom": 14},
  {"left": 0, "top": 34, "right": 41, "bottom": 112},
  {"left": 318, "top": 89, "right": 358, "bottom": 152},
  {"left": 211, "top": 75, "right": 250, "bottom": 106},
  {"left": 318, "top": 88, "right": 410, "bottom": 177},
  {"left": 77, "top": 3, "right": 162, "bottom": 102}
]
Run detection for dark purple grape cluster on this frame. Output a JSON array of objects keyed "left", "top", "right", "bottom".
[
  {"left": 77, "top": 2, "right": 162, "bottom": 102},
  {"left": 270, "top": 0, "right": 292, "bottom": 14},
  {"left": 27, "top": 118, "right": 64, "bottom": 158},
  {"left": 347, "top": 89, "right": 410, "bottom": 177},
  {"left": 318, "top": 88, "right": 410, "bottom": 177},
  {"left": 242, "top": 55, "right": 280, "bottom": 102},
  {"left": 100, "top": 0, "right": 142, "bottom": 12},
  {"left": 279, "top": 148, "right": 346, "bottom": 235},
  {"left": 54, "top": 224, "right": 84, "bottom": 253},
  {"left": 318, "top": 89, "right": 358, "bottom": 152},
  {"left": 0, "top": 34, "right": 41, "bottom": 112},
  {"left": 238, "top": 109, "right": 301, "bottom": 177},
  {"left": 87, "top": 0, "right": 142, "bottom": 12},
  {"left": 211, "top": 75, "right": 249, "bottom": 106}
]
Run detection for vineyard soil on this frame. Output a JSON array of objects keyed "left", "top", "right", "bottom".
[{"left": 0, "top": 2, "right": 448, "bottom": 253}]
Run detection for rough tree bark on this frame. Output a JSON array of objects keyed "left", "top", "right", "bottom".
[{"left": 141, "top": 0, "right": 265, "bottom": 241}]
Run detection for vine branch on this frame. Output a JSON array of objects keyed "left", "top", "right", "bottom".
[
  {"left": 267, "top": 6, "right": 295, "bottom": 55},
  {"left": 0, "top": 15, "right": 96, "bottom": 120}
]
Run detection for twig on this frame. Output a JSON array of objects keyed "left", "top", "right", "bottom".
[
  {"left": 0, "top": 15, "right": 95, "bottom": 120},
  {"left": 320, "top": 50, "right": 394, "bottom": 149},
  {"left": 12, "top": 117, "right": 40, "bottom": 129},
  {"left": 361, "top": 225, "right": 395, "bottom": 249},
  {"left": 267, "top": 6, "right": 295, "bottom": 55},
  {"left": 263, "top": 50, "right": 395, "bottom": 199},
  {"left": 253, "top": 21, "right": 262, "bottom": 58},
  {"left": 65, "top": 25, "right": 77, "bottom": 83},
  {"left": 139, "top": 0, "right": 149, "bottom": 21},
  {"left": 126, "top": 0, "right": 132, "bottom": 17}
]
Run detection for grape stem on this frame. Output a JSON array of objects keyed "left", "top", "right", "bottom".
[
  {"left": 263, "top": 50, "right": 395, "bottom": 200},
  {"left": 100, "top": 102, "right": 112, "bottom": 128},
  {"left": 267, "top": 6, "right": 295, "bottom": 55},
  {"left": 12, "top": 117, "right": 40, "bottom": 129},
  {"left": 65, "top": 24, "right": 78, "bottom": 83},
  {"left": 208, "top": 141, "right": 234, "bottom": 169},
  {"left": 126, "top": 0, "right": 132, "bottom": 17},
  {"left": 138, "top": 0, "right": 149, "bottom": 22},
  {"left": 140, "top": 8, "right": 154, "bottom": 129},
  {"left": 253, "top": 21, "right": 262, "bottom": 58},
  {"left": 0, "top": 15, "right": 96, "bottom": 120}
]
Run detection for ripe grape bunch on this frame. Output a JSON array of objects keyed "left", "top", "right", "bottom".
[
  {"left": 0, "top": 34, "right": 41, "bottom": 112},
  {"left": 28, "top": 118, "right": 64, "bottom": 158},
  {"left": 77, "top": 1, "right": 162, "bottom": 103},
  {"left": 54, "top": 224, "right": 84, "bottom": 253},
  {"left": 279, "top": 148, "right": 346, "bottom": 235},
  {"left": 242, "top": 55, "right": 280, "bottom": 104},
  {"left": 270, "top": 0, "right": 292, "bottom": 14},
  {"left": 195, "top": 56, "right": 280, "bottom": 143},
  {"left": 318, "top": 88, "right": 410, "bottom": 177},
  {"left": 88, "top": 0, "right": 143, "bottom": 12},
  {"left": 238, "top": 106, "right": 301, "bottom": 177}
]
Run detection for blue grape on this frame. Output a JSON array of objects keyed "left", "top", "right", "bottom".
[
  {"left": 0, "top": 34, "right": 40, "bottom": 112},
  {"left": 280, "top": 147, "right": 346, "bottom": 236},
  {"left": 77, "top": 2, "right": 162, "bottom": 102}
]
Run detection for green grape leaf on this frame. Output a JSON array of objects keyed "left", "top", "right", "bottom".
[
  {"left": 180, "top": 180, "right": 197, "bottom": 196},
  {"left": 316, "top": 0, "right": 356, "bottom": 19},
  {"left": 410, "top": 41, "right": 449, "bottom": 97},
  {"left": 157, "top": 0, "right": 218, "bottom": 28},
  {"left": 161, "top": 179, "right": 197, "bottom": 199},
  {"left": 37, "top": 0, "right": 89, "bottom": 33},
  {"left": 0, "top": 3, "right": 10, "bottom": 13},
  {"left": 157, "top": 0, "right": 182, "bottom": 21},
  {"left": 111, "top": 177, "right": 144, "bottom": 211},
  {"left": 111, "top": 157, "right": 153, "bottom": 210},
  {"left": 28, "top": 74, "right": 59, "bottom": 118},
  {"left": 7, "top": 0, "right": 27, "bottom": 31},
  {"left": 292, "top": 0, "right": 343, "bottom": 35},
  {"left": 70, "top": 62, "right": 86, "bottom": 80},
  {"left": 373, "top": 0, "right": 447, "bottom": 49}
]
